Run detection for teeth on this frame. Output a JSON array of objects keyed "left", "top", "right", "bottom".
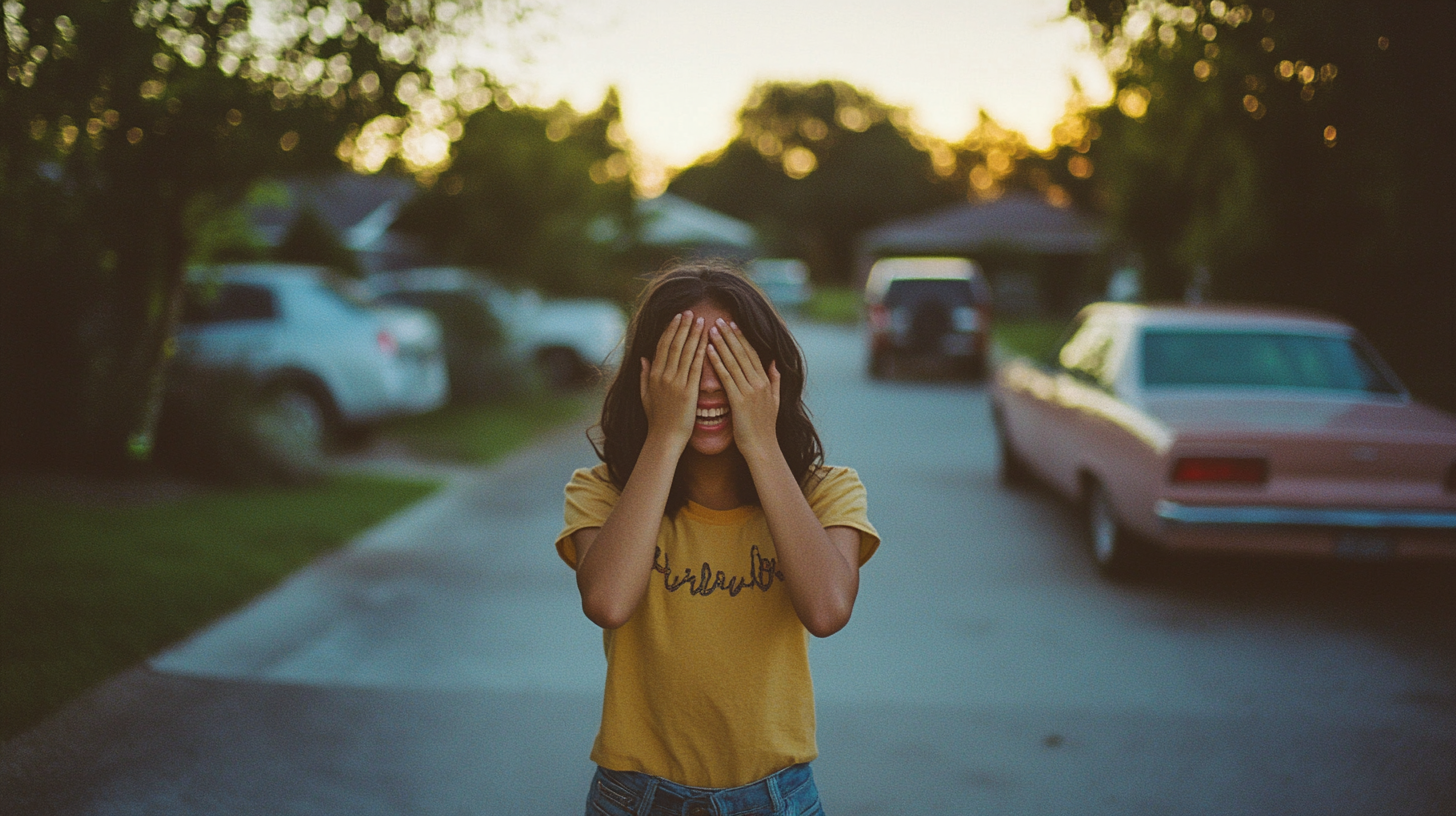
[{"left": 696, "top": 407, "right": 729, "bottom": 420}]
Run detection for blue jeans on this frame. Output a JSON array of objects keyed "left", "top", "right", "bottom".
[{"left": 584, "top": 762, "right": 824, "bottom": 816}]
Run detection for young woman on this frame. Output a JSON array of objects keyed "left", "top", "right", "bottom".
[{"left": 555, "top": 261, "right": 879, "bottom": 815}]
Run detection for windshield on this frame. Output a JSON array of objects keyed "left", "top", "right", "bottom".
[
  {"left": 1141, "top": 330, "right": 1402, "bottom": 394},
  {"left": 883, "top": 279, "right": 983, "bottom": 308}
]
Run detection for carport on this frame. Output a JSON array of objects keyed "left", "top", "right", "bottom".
[{"left": 857, "top": 192, "right": 1106, "bottom": 315}]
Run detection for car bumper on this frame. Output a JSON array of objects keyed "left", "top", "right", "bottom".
[
  {"left": 1155, "top": 500, "right": 1456, "bottom": 560},
  {"left": 876, "top": 331, "right": 987, "bottom": 357}
]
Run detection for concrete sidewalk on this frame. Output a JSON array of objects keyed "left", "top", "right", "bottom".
[{"left": 1, "top": 420, "right": 612, "bottom": 815}]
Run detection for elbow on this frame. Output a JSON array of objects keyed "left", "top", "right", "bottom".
[
  {"left": 802, "top": 601, "right": 854, "bottom": 639},
  {"left": 581, "top": 592, "right": 636, "bottom": 630}
]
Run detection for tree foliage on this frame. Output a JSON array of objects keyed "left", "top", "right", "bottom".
[
  {"left": 393, "top": 89, "right": 641, "bottom": 300},
  {"left": 1070, "top": 0, "right": 1456, "bottom": 406},
  {"left": 1, "top": 0, "right": 529, "bottom": 467},
  {"left": 668, "top": 80, "right": 963, "bottom": 286}
]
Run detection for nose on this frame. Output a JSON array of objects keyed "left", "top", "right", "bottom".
[{"left": 699, "top": 357, "right": 722, "bottom": 393}]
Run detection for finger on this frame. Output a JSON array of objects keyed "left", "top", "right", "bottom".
[
  {"left": 639, "top": 357, "right": 649, "bottom": 404},
  {"left": 706, "top": 343, "right": 742, "bottom": 402},
  {"left": 676, "top": 315, "right": 705, "bottom": 383},
  {"left": 726, "top": 321, "right": 768, "bottom": 382},
  {"left": 710, "top": 321, "right": 751, "bottom": 390},
  {"left": 768, "top": 360, "right": 781, "bottom": 401},
  {"left": 665, "top": 310, "right": 697, "bottom": 379},
  {"left": 652, "top": 313, "right": 683, "bottom": 375},
  {"left": 686, "top": 322, "right": 710, "bottom": 391}
]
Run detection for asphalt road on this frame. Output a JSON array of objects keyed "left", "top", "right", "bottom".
[{"left": 3, "top": 320, "right": 1453, "bottom": 815}]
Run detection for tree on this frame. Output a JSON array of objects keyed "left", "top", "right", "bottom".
[
  {"left": 274, "top": 206, "right": 360, "bottom": 276},
  {"left": 1069, "top": 0, "right": 1456, "bottom": 407},
  {"left": 1, "top": 0, "right": 531, "bottom": 468},
  {"left": 393, "top": 89, "right": 640, "bottom": 300},
  {"left": 668, "top": 80, "right": 962, "bottom": 286}
]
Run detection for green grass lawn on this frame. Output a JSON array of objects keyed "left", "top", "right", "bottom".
[
  {"left": 0, "top": 475, "right": 438, "bottom": 738},
  {"left": 992, "top": 317, "right": 1068, "bottom": 364},
  {"left": 799, "top": 286, "right": 862, "bottom": 325},
  {"left": 0, "top": 389, "right": 592, "bottom": 739},
  {"left": 378, "top": 390, "right": 593, "bottom": 464}
]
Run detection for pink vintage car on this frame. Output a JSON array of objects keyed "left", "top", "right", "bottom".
[{"left": 991, "top": 303, "right": 1456, "bottom": 576}]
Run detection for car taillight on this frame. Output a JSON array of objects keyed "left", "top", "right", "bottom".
[
  {"left": 868, "top": 304, "right": 889, "bottom": 331},
  {"left": 377, "top": 330, "right": 398, "bottom": 355},
  {"left": 1170, "top": 457, "right": 1268, "bottom": 484}
]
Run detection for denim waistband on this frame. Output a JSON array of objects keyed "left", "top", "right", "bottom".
[{"left": 594, "top": 762, "right": 813, "bottom": 815}]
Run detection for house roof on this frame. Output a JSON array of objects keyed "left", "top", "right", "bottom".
[
  {"left": 861, "top": 191, "right": 1105, "bottom": 257},
  {"left": 636, "top": 193, "right": 758, "bottom": 251},
  {"left": 250, "top": 173, "right": 418, "bottom": 251}
]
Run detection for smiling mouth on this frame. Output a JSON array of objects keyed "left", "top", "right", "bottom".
[{"left": 695, "top": 406, "right": 730, "bottom": 426}]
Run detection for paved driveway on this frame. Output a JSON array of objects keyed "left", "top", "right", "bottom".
[{"left": 2, "top": 320, "right": 1452, "bottom": 815}]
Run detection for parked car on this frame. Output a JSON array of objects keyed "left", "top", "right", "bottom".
[
  {"left": 173, "top": 264, "right": 448, "bottom": 455},
  {"left": 369, "top": 267, "right": 626, "bottom": 389},
  {"left": 747, "top": 258, "right": 811, "bottom": 311},
  {"left": 991, "top": 302, "right": 1456, "bottom": 576},
  {"left": 368, "top": 275, "right": 519, "bottom": 402},
  {"left": 864, "top": 256, "right": 993, "bottom": 379}
]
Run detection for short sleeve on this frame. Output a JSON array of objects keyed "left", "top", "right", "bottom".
[
  {"left": 805, "top": 466, "right": 880, "bottom": 565},
  {"left": 556, "top": 463, "right": 620, "bottom": 569}
]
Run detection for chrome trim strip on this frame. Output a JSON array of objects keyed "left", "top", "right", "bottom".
[{"left": 1156, "top": 501, "right": 1456, "bottom": 529}]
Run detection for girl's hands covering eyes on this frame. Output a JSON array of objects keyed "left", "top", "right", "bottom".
[
  {"left": 707, "top": 318, "right": 780, "bottom": 459},
  {"left": 640, "top": 311, "right": 708, "bottom": 449}
]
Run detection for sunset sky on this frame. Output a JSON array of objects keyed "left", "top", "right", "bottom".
[{"left": 479, "top": 0, "right": 1115, "bottom": 192}]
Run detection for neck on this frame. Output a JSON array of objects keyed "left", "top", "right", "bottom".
[{"left": 680, "top": 447, "right": 748, "bottom": 510}]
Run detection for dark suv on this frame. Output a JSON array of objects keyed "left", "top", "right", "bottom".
[{"left": 866, "top": 263, "right": 992, "bottom": 380}]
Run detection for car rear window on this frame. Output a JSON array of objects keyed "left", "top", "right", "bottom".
[
  {"left": 883, "top": 279, "right": 983, "bottom": 308},
  {"left": 181, "top": 283, "right": 277, "bottom": 324},
  {"left": 1141, "top": 330, "right": 1401, "bottom": 393}
]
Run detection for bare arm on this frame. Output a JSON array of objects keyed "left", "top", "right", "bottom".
[
  {"left": 573, "top": 312, "right": 707, "bottom": 629},
  {"left": 708, "top": 318, "right": 860, "bottom": 637}
]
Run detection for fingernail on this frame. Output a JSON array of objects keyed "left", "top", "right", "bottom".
[
  {"left": 696, "top": 317, "right": 703, "bottom": 326},
  {"left": 730, "top": 321, "right": 738, "bottom": 330}
]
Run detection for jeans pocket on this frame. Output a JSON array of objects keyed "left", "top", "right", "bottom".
[{"left": 586, "top": 775, "right": 638, "bottom": 816}]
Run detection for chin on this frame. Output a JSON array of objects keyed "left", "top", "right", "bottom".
[{"left": 687, "top": 430, "right": 736, "bottom": 457}]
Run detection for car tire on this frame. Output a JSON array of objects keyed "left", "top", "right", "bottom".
[
  {"left": 994, "top": 417, "right": 1033, "bottom": 487},
  {"left": 1085, "top": 481, "right": 1143, "bottom": 578},
  {"left": 538, "top": 347, "right": 586, "bottom": 389},
  {"left": 966, "top": 354, "right": 988, "bottom": 382},
  {"left": 250, "top": 385, "right": 328, "bottom": 480},
  {"left": 868, "top": 348, "right": 891, "bottom": 380}
]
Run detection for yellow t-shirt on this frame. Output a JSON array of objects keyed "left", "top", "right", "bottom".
[{"left": 555, "top": 463, "right": 879, "bottom": 788}]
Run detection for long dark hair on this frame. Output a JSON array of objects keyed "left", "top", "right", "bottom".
[{"left": 592, "top": 260, "right": 824, "bottom": 515}]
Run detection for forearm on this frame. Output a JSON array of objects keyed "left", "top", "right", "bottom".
[
  {"left": 575, "top": 434, "right": 681, "bottom": 628},
  {"left": 745, "top": 447, "right": 859, "bottom": 637}
]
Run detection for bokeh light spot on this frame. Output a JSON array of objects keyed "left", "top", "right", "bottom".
[
  {"left": 1117, "top": 86, "right": 1151, "bottom": 119},
  {"left": 783, "top": 146, "right": 817, "bottom": 179}
]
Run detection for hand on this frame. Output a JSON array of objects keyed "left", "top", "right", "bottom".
[
  {"left": 708, "top": 318, "right": 781, "bottom": 458},
  {"left": 640, "top": 311, "right": 708, "bottom": 448}
]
